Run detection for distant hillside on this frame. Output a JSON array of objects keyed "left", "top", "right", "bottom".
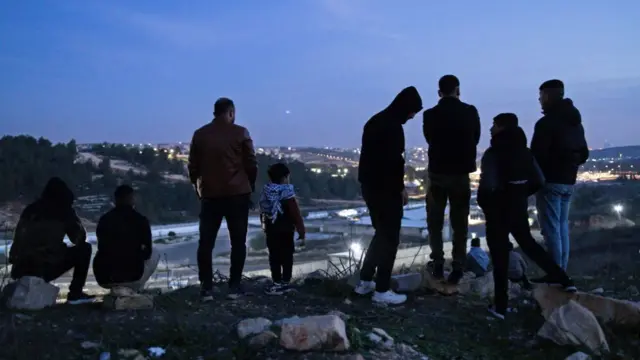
[{"left": 589, "top": 145, "right": 640, "bottom": 159}]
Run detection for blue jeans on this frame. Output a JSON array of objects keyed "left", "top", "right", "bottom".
[{"left": 536, "top": 183, "right": 573, "bottom": 270}]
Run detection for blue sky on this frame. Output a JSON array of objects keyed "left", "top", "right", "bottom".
[{"left": 1, "top": 0, "right": 639, "bottom": 148}]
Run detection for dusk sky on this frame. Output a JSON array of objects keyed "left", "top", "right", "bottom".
[{"left": 1, "top": 0, "right": 639, "bottom": 148}]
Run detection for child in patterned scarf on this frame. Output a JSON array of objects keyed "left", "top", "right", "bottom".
[{"left": 259, "top": 163, "right": 306, "bottom": 295}]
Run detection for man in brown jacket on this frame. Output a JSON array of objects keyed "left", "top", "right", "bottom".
[{"left": 188, "top": 98, "right": 258, "bottom": 300}]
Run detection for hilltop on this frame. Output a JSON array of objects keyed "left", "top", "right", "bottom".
[{"left": 1, "top": 227, "right": 639, "bottom": 360}]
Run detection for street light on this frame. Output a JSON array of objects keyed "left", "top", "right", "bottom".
[
  {"left": 613, "top": 204, "right": 623, "bottom": 221},
  {"left": 349, "top": 242, "right": 363, "bottom": 257}
]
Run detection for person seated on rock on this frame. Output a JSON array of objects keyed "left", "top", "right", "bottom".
[
  {"left": 93, "top": 185, "right": 160, "bottom": 292},
  {"left": 507, "top": 242, "right": 532, "bottom": 290},
  {"left": 478, "top": 113, "right": 577, "bottom": 320},
  {"left": 466, "top": 237, "right": 489, "bottom": 277},
  {"left": 9, "top": 177, "right": 95, "bottom": 304},
  {"left": 259, "top": 163, "right": 306, "bottom": 295}
]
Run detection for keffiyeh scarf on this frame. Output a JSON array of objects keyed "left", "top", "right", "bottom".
[{"left": 259, "top": 183, "right": 296, "bottom": 223}]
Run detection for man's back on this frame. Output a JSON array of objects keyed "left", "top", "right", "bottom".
[
  {"left": 10, "top": 200, "right": 84, "bottom": 266},
  {"left": 531, "top": 98, "right": 589, "bottom": 185},
  {"left": 423, "top": 98, "right": 481, "bottom": 175},
  {"left": 188, "top": 121, "right": 258, "bottom": 198},
  {"left": 95, "top": 206, "right": 150, "bottom": 258}
]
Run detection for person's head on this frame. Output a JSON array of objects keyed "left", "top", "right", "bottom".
[
  {"left": 40, "top": 177, "right": 74, "bottom": 208},
  {"left": 539, "top": 79, "right": 565, "bottom": 109},
  {"left": 267, "top": 163, "right": 291, "bottom": 184},
  {"left": 471, "top": 237, "right": 481, "bottom": 247},
  {"left": 491, "top": 113, "right": 518, "bottom": 137},
  {"left": 438, "top": 75, "right": 460, "bottom": 99},
  {"left": 213, "top": 97, "right": 236, "bottom": 124},
  {"left": 387, "top": 86, "right": 423, "bottom": 123},
  {"left": 114, "top": 185, "right": 135, "bottom": 207}
]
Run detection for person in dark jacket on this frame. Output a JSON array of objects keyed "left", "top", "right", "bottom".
[
  {"left": 93, "top": 185, "right": 159, "bottom": 292},
  {"left": 188, "top": 97, "right": 258, "bottom": 300},
  {"left": 531, "top": 80, "right": 589, "bottom": 273},
  {"left": 422, "top": 75, "right": 481, "bottom": 284},
  {"left": 355, "top": 86, "right": 423, "bottom": 305},
  {"left": 9, "top": 177, "right": 94, "bottom": 304},
  {"left": 479, "top": 113, "right": 576, "bottom": 319},
  {"left": 259, "top": 163, "right": 306, "bottom": 296}
]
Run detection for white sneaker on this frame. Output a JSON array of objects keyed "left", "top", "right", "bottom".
[
  {"left": 354, "top": 280, "right": 376, "bottom": 295},
  {"left": 372, "top": 290, "right": 407, "bottom": 305}
]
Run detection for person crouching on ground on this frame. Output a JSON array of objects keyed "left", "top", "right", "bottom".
[
  {"left": 93, "top": 185, "right": 160, "bottom": 293},
  {"left": 478, "top": 113, "right": 576, "bottom": 320},
  {"left": 466, "top": 237, "right": 489, "bottom": 277},
  {"left": 9, "top": 177, "right": 95, "bottom": 304},
  {"left": 259, "top": 163, "right": 306, "bottom": 295}
]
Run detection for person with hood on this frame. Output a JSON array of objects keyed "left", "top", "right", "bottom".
[
  {"left": 531, "top": 80, "right": 589, "bottom": 274},
  {"left": 9, "top": 177, "right": 94, "bottom": 304},
  {"left": 259, "top": 163, "right": 306, "bottom": 296},
  {"left": 355, "top": 86, "right": 423, "bottom": 305},
  {"left": 93, "top": 185, "right": 160, "bottom": 292},
  {"left": 478, "top": 113, "right": 576, "bottom": 320},
  {"left": 188, "top": 97, "right": 258, "bottom": 301},
  {"left": 422, "top": 75, "right": 481, "bottom": 285}
]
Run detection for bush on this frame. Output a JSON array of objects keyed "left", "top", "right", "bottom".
[
  {"left": 249, "top": 232, "right": 267, "bottom": 251},
  {"left": 168, "top": 231, "right": 176, "bottom": 238}
]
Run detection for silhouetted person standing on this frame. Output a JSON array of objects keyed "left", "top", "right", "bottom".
[
  {"left": 355, "top": 86, "right": 423, "bottom": 305},
  {"left": 9, "top": 177, "right": 94, "bottom": 304},
  {"left": 531, "top": 80, "right": 589, "bottom": 273},
  {"left": 94, "top": 185, "right": 160, "bottom": 292},
  {"left": 478, "top": 113, "right": 576, "bottom": 320},
  {"left": 189, "top": 98, "right": 258, "bottom": 301},
  {"left": 423, "top": 75, "right": 480, "bottom": 284}
]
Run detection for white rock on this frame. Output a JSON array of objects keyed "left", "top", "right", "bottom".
[
  {"left": 327, "top": 310, "right": 350, "bottom": 321},
  {"left": 279, "top": 315, "right": 350, "bottom": 351},
  {"left": 274, "top": 316, "right": 301, "bottom": 326},
  {"left": 391, "top": 273, "right": 422, "bottom": 292},
  {"left": 370, "top": 328, "right": 394, "bottom": 349},
  {"left": 6, "top": 277, "right": 59, "bottom": 310},
  {"left": 237, "top": 317, "right": 272, "bottom": 339},
  {"left": 103, "top": 293, "right": 153, "bottom": 310},
  {"left": 565, "top": 352, "right": 591, "bottom": 360},
  {"left": 537, "top": 300, "right": 609, "bottom": 355},
  {"left": 80, "top": 341, "right": 100, "bottom": 349},
  {"left": 249, "top": 331, "right": 278, "bottom": 348},
  {"left": 148, "top": 346, "right": 166, "bottom": 357},
  {"left": 590, "top": 288, "right": 604, "bottom": 294}
]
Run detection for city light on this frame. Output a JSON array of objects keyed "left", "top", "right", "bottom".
[
  {"left": 471, "top": 232, "right": 477, "bottom": 239},
  {"left": 613, "top": 204, "right": 623, "bottom": 213}
]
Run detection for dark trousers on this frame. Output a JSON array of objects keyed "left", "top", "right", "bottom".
[
  {"left": 426, "top": 173, "right": 471, "bottom": 271},
  {"left": 197, "top": 194, "right": 250, "bottom": 289},
  {"left": 266, "top": 230, "right": 294, "bottom": 283},
  {"left": 360, "top": 187, "right": 403, "bottom": 293},
  {"left": 484, "top": 190, "right": 571, "bottom": 313},
  {"left": 11, "top": 242, "right": 92, "bottom": 294}
]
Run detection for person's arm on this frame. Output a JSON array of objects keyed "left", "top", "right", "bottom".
[
  {"left": 422, "top": 110, "right": 432, "bottom": 145},
  {"left": 283, "top": 198, "right": 306, "bottom": 240},
  {"left": 65, "top": 208, "right": 87, "bottom": 245},
  {"left": 140, "top": 216, "right": 152, "bottom": 260},
  {"left": 241, "top": 128, "right": 258, "bottom": 192},
  {"left": 530, "top": 120, "right": 552, "bottom": 166},
  {"left": 528, "top": 156, "right": 546, "bottom": 196},
  {"left": 477, "top": 150, "right": 499, "bottom": 209},
  {"left": 470, "top": 105, "right": 481, "bottom": 145},
  {"left": 577, "top": 124, "right": 590, "bottom": 165},
  {"left": 187, "top": 130, "right": 201, "bottom": 187}
]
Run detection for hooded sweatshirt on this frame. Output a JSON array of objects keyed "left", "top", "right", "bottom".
[
  {"left": 531, "top": 98, "right": 589, "bottom": 185},
  {"left": 358, "top": 86, "right": 423, "bottom": 193},
  {"left": 10, "top": 177, "right": 86, "bottom": 266},
  {"left": 477, "top": 126, "right": 544, "bottom": 209}
]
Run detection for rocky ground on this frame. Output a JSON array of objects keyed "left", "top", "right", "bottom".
[{"left": 1, "top": 227, "right": 639, "bottom": 360}]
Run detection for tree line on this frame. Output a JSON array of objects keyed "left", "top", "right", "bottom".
[{"left": 0, "top": 136, "right": 362, "bottom": 225}]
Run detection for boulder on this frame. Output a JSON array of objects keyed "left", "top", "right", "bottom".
[
  {"left": 249, "top": 330, "right": 278, "bottom": 348},
  {"left": 391, "top": 273, "right": 422, "bottom": 293},
  {"left": 6, "top": 276, "right": 59, "bottom": 310},
  {"left": 421, "top": 271, "right": 458, "bottom": 295},
  {"left": 103, "top": 293, "right": 153, "bottom": 310},
  {"left": 422, "top": 270, "right": 495, "bottom": 298},
  {"left": 280, "top": 314, "right": 350, "bottom": 351},
  {"left": 537, "top": 300, "right": 609, "bottom": 355},
  {"left": 237, "top": 317, "right": 272, "bottom": 339},
  {"left": 534, "top": 284, "right": 640, "bottom": 326}
]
